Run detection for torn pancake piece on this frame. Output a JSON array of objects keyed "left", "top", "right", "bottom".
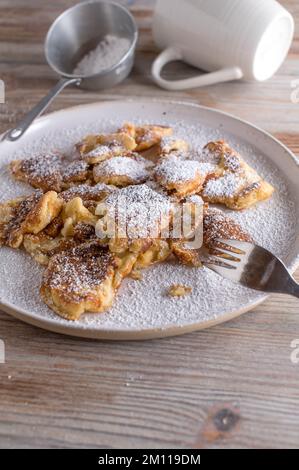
[
  {"left": 119, "top": 123, "right": 173, "bottom": 151},
  {"left": 157, "top": 136, "right": 189, "bottom": 156},
  {"left": 60, "top": 197, "right": 98, "bottom": 238},
  {"left": 61, "top": 160, "right": 91, "bottom": 187},
  {"left": 77, "top": 133, "right": 136, "bottom": 164},
  {"left": 60, "top": 183, "right": 117, "bottom": 204},
  {"left": 0, "top": 190, "right": 63, "bottom": 248},
  {"left": 40, "top": 242, "right": 118, "bottom": 320},
  {"left": 93, "top": 154, "right": 152, "bottom": 187},
  {"left": 10, "top": 153, "right": 92, "bottom": 192},
  {"left": 10, "top": 154, "right": 63, "bottom": 192},
  {"left": 154, "top": 154, "right": 205, "bottom": 198},
  {"left": 201, "top": 140, "right": 274, "bottom": 210}
]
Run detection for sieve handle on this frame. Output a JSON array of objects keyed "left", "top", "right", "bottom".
[{"left": 4, "top": 77, "right": 81, "bottom": 142}]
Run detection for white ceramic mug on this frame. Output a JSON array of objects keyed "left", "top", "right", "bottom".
[{"left": 152, "top": 0, "right": 294, "bottom": 90}]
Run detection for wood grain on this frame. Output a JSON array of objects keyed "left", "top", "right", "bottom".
[{"left": 0, "top": 0, "right": 298, "bottom": 449}]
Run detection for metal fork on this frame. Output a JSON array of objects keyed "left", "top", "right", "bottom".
[{"left": 204, "top": 240, "right": 299, "bottom": 298}]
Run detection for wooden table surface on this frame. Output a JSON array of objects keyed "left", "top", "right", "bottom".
[{"left": 0, "top": 0, "right": 298, "bottom": 449}]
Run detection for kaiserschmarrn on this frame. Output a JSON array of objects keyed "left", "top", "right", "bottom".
[{"left": 0, "top": 122, "right": 274, "bottom": 320}]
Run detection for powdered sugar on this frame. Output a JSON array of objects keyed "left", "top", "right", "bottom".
[
  {"left": 73, "top": 34, "right": 131, "bottom": 76},
  {"left": 11, "top": 153, "right": 90, "bottom": 190},
  {"left": 60, "top": 183, "right": 116, "bottom": 202},
  {"left": 85, "top": 144, "right": 119, "bottom": 158},
  {"left": 155, "top": 155, "right": 201, "bottom": 183},
  {"left": 94, "top": 155, "right": 151, "bottom": 182},
  {"left": 43, "top": 243, "right": 113, "bottom": 295},
  {"left": 159, "top": 136, "right": 177, "bottom": 147},
  {"left": 17, "top": 153, "right": 61, "bottom": 178},
  {"left": 62, "top": 160, "right": 89, "bottom": 181},
  {"left": 103, "top": 184, "right": 172, "bottom": 238},
  {"left": 203, "top": 172, "right": 245, "bottom": 198},
  {"left": 197, "top": 162, "right": 217, "bottom": 178},
  {"left": 0, "top": 101, "right": 297, "bottom": 335}
]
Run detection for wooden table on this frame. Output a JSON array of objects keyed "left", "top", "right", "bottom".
[{"left": 0, "top": 0, "right": 298, "bottom": 449}]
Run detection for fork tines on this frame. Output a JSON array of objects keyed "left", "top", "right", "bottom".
[{"left": 204, "top": 239, "right": 249, "bottom": 270}]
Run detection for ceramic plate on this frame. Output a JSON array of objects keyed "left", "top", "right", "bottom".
[{"left": 0, "top": 99, "right": 298, "bottom": 339}]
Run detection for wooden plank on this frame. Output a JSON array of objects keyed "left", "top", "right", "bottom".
[{"left": 0, "top": 0, "right": 298, "bottom": 449}]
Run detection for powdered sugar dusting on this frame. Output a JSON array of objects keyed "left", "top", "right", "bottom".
[
  {"left": 0, "top": 101, "right": 297, "bottom": 334},
  {"left": 155, "top": 155, "right": 201, "bottom": 183},
  {"left": 197, "top": 162, "right": 217, "bottom": 178},
  {"left": 17, "top": 153, "right": 61, "bottom": 178},
  {"left": 203, "top": 172, "right": 245, "bottom": 198},
  {"left": 60, "top": 183, "right": 116, "bottom": 202},
  {"left": 85, "top": 144, "right": 121, "bottom": 159},
  {"left": 94, "top": 155, "right": 151, "bottom": 182},
  {"left": 62, "top": 160, "right": 89, "bottom": 181},
  {"left": 103, "top": 184, "right": 172, "bottom": 238},
  {"left": 43, "top": 243, "right": 113, "bottom": 298}
]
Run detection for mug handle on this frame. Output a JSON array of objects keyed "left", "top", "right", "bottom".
[{"left": 151, "top": 47, "right": 243, "bottom": 91}]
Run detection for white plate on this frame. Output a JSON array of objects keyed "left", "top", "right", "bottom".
[{"left": 0, "top": 99, "right": 298, "bottom": 340}]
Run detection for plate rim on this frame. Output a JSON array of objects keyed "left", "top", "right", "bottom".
[{"left": 0, "top": 98, "right": 298, "bottom": 340}]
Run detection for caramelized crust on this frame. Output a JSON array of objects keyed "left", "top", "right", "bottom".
[
  {"left": 60, "top": 183, "right": 117, "bottom": 203},
  {"left": 0, "top": 191, "right": 63, "bottom": 248},
  {"left": 170, "top": 205, "right": 252, "bottom": 267},
  {"left": 41, "top": 242, "right": 117, "bottom": 320},
  {"left": 40, "top": 239, "right": 150, "bottom": 320},
  {"left": 61, "top": 160, "right": 91, "bottom": 187},
  {"left": 171, "top": 241, "right": 202, "bottom": 267},
  {"left": 10, "top": 154, "right": 91, "bottom": 192},
  {"left": 10, "top": 154, "right": 63, "bottom": 192}
]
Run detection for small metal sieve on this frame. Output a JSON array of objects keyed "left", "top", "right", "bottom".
[{"left": 5, "top": 0, "right": 138, "bottom": 141}]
